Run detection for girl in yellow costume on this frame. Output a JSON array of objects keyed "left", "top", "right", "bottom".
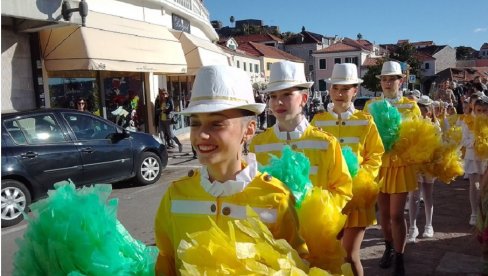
[
  {"left": 406, "top": 95, "right": 441, "bottom": 243},
  {"left": 364, "top": 61, "right": 421, "bottom": 276},
  {"left": 310, "top": 63, "right": 384, "bottom": 276},
  {"left": 249, "top": 61, "right": 353, "bottom": 273},
  {"left": 462, "top": 94, "right": 488, "bottom": 226},
  {"left": 154, "top": 65, "right": 308, "bottom": 275}
]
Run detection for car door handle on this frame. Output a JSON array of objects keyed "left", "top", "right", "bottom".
[
  {"left": 20, "top": 151, "right": 38, "bottom": 159},
  {"left": 80, "top": 147, "right": 94, "bottom": 153}
]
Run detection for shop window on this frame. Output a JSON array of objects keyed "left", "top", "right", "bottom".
[
  {"left": 48, "top": 71, "right": 100, "bottom": 115},
  {"left": 167, "top": 75, "right": 195, "bottom": 129},
  {"left": 102, "top": 72, "right": 145, "bottom": 132}
]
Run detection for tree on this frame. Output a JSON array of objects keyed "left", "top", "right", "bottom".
[
  {"left": 357, "top": 33, "right": 363, "bottom": 40},
  {"left": 389, "top": 42, "right": 421, "bottom": 79},
  {"left": 456, "top": 46, "right": 476, "bottom": 60},
  {"left": 281, "top": 31, "right": 297, "bottom": 41},
  {"left": 361, "top": 58, "right": 384, "bottom": 93},
  {"left": 229, "top": 16, "right": 235, "bottom": 27}
]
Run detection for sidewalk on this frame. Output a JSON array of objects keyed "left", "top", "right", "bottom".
[
  {"left": 170, "top": 135, "right": 482, "bottom": 275},
  {"left": 361, "top": 177, "right": 481, "bottom": 275}
]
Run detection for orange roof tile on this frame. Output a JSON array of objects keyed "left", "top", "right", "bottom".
[
  {"left": 362, "top": 57, "right": 381, "bottom": 67},
  {"left": 238, "top": 42, "right": 304, "bottom": 62},
  {"left": 315, "top": 42, "right": 361, "bottom": 53}
]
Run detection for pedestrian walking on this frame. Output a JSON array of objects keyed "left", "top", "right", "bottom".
[
  {"left": 153, "top": 65, "right": 307, "bottom": 275},
  {"left": 310, "top": 63, "right": 384, "bottom": 276},
  {"left": 155, "top": 88, "right": 182, "bottom": 152},
  {"left": 364, "top": 61, "right": 422, "bottom": 276},
  {"left": 249, "top": 60, "right": 352, "bottom": 273}
]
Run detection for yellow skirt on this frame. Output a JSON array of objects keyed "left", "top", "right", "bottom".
[
  {"left": 379, "top": 165, "right": 418, "bottom": 194},
  {"left": 344, "top": 205, "right": 377, "bottom": 228}
]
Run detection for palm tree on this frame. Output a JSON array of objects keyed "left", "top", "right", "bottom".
[
  {"left": 230, "top": 16, "right": 235, "bottom": 27},
  {"left": 357, "top": 33, "right": 363, "bottom": 40}
]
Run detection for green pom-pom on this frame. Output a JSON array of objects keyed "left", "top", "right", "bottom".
[
  {"left": 260, "top": 146, "right": 312, "bottom": 208},
  {"left": 368, "top": 100, "right": 402, "bottom": 151},
  {"left": 13, "top": 180, "right": 158, "bottom": 276},
  {"left": 341, "top": 146, "right": 359, "bottom": 178}
]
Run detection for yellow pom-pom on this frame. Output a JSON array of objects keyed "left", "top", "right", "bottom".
[
  {"left": 443, "top": 125, "right": 462, "bottom": 145},
  {"left": 474, "top": 115, "right": 488, "bottom": 159},
  {"left": 346, "top": 169, "right": 378, "bottom": 208},
  {"left": 298, "top": 188, "right": 347, "bottom": 273},
  {"left": 421, "top": 143, "right": 464, "bottom": 184},
  {"left": 392, "top": 118, "right": 442, "bottom": 165}
]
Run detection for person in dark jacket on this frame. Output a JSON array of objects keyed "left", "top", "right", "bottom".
[{"left": 155, "top": 88, "right": 182, "bottom": 152}]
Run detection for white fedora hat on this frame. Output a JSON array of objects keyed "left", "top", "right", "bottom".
[
  {"left": 417, "top": 95, "right": 433, "bottom": 106},
  {"left": 327, "top": 63, "right": 363, "bottom": 85},
  {"left": 376, "top": 61, "right": 406, "bottom": 79},
  {"left": 179, "top": 65, "right": 266, "bottom": 115},
  {"left": 263, "top": 61, "right": 313, "bottom": 93}
]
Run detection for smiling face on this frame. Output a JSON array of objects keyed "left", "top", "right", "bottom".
[
  {"left": 380, "top": 75, "right": 403, "bottom": 98},
  {"left": 330, "top": 84, "right": 357, "bottom": 112},
  {"left": 189, "top": 109, "right": 256, "bottom": 180},
  {"left": 267, "top": 88, "right": 308, "bottom": 129}
]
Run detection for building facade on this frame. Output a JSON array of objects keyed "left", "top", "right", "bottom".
[{"left": 2, "top": 0, "right": 228, "bottom": 134}]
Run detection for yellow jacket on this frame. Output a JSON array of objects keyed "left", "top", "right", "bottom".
[
  {"left": 249, "top": 124, "right": 353, "bottom": 210},
  {"left": 154, "top": 170, "right": 308, "bottom": 275},
  {"left": 311, "top": 110, "right": 384, "bottom": 176},
  {"left": 364, "top": 96, "right": 421, "bottom": 167},
  {"left": 364, "top": 96, "right": 421, "bottom": 119},
  {"left": 311, "top": 109, "right": 384, "bottom": 226}
]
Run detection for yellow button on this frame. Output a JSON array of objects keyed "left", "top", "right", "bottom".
[
  {"left": 222, "top": 206, "right": 231, "bottom": 216},
  {"left": 342, "top": 121, "right": 346, "bottom": 125},
  {"left": 188, "top": 170, "right": 194, "bottom": 177},
  {"left": 210, "top": 204, "right": 216, "bottom": 213},
  {"left": 264, "top": 174, "right": 273, "bottom": 181},
  {"left": 340, "top": 138, "right": 344, "bottom": 143}
]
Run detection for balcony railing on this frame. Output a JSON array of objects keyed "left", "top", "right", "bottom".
[{"left": 171, "top": 0, "right": 209, "bottom": 21}]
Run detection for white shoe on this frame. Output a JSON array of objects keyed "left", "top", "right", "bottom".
[
  {"left": 407, "top": 226, "right": 419, "bottom": 243},
  {"left": 470, "top": 215, "right": 477, "bottom": 226},
  {"left": 422, "top": 225, "right": 434, "bottom": 238}
]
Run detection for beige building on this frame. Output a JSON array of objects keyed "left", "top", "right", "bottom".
[{"left": 2, "top": 0, "right": 228, "bottom": 133}]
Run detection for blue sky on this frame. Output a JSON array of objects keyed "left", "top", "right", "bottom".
[{"left": 204, "top": 0, "right": 488, "bottom": 49}]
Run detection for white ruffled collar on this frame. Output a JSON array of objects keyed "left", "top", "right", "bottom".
[
  {"left": 327, "top": 103, "right": 356, "bottom": 120},
  {"left": 273, "top": 118, "right": 309, "bottom": 140},
  {"left": 200, "top": 153, "right": 258, "bottom": 197},
  {"left": 381, "top": 93, "right": 402, "bottom": 104}
]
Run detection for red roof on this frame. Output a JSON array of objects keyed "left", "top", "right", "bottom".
[
  {"left": 362, "top": 57, "right": 381, "bottom": 67},
  {"left": 234, "top": 33, "right": 283, "bottom": 44},
  {"left": 315, "top": 42, "right": 361, "bottom": 53},
  {"left": 414, "top": 52, "right": 435, "bottom": 61},
  {"left": 238, "top": 42, "right": 304, "bottom": 62}
]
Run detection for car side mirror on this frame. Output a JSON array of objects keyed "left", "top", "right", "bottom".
[{"left": 109, "top": 130, "right": 130, "bottom": 141}]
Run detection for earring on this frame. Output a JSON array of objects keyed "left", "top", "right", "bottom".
[{"left": 243, "top": 141, "right": 249, "bottom": 156}]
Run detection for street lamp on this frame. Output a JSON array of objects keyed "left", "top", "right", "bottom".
[{"left": 62, "top": 0, "right": 89, "bottom": 27}]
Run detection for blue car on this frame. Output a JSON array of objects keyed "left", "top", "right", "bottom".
[{"left": 1, "top": 108, "right": 168, "bottom": 227}]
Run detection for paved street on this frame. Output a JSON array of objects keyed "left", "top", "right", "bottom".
[{"left": 1, "top": 136, "right": 482, "bottom": 275}]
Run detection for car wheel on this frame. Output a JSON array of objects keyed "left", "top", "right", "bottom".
[
  {"left": 1, "top": 179, "right": 31, "bottom": 227},
  {"left": 135, "top": 152, "right": 162, "bottom": 185}
]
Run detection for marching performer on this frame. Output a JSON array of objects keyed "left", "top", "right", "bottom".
[{"left": 310, "top": 63, "right": 384, "bottom": 276}]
